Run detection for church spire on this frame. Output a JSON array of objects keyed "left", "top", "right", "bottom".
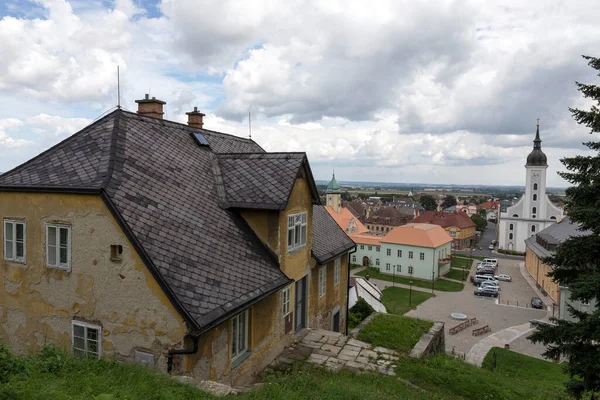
[{"left": 533, "top": 118, "right": 542, "bottom": 149}]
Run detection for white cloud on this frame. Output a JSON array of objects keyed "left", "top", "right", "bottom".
[
  {"left": 0, "top": 118, "right": 32, "bottom": 149},
  {"left": 0, "top": 0, "right": 599, "bottom": 186}
]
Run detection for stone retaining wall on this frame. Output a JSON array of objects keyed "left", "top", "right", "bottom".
[
  {"left": 348, "top": 312, "right": 379, "bottom": 338},
  {"left": 409, "top": 321, "right": 445, "bottom": 358}
]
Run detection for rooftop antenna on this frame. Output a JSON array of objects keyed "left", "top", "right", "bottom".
[
  {"left": 248, "top": 107, "right": 252, "bottom": 140},
  {"left": 117, "top": 65, "right": 121, "bottom": 109}
]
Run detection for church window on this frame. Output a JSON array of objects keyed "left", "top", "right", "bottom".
[
  {"left": 509, "top": 233, "right": 513, "bottom": 240},
  {"left": 533, "top": 194, "right": 537, "bottom": 201},
  {"left": 531, "top": 225, "right": 536, "bottom": 233},
  {"left": 509, "top": 224, "right": 513, "bottom": 231},
  {"left": 533, "top": 183, "right": 538, "bottom": 190},
  {"left": 512, "top": 214, "right": 518, "bottom": 218},
  {"left": 532, "top": 207, "right": 537, "bottom": 215},
  {"left": 550, "top": 216, "right": 556, "bottom": 220}
]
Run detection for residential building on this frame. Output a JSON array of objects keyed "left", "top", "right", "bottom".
[
  {"left": 350, "top": 224, "right": 452, "bottom": 281},
  {"left": 361, "top": 206, "right": 411, "bottom": 235},
  {"left": 412, "top": 211, "right": 476, "bottom": 249},
  {"left": 524, "top": 217, "right": 590, "bottom": 307},
  {"left": 0, "top": 96, "right": 354, "bottom": 386},
  {"left": 499, "top": 124, "right": 563, "bottom": 252},
  {"left": 478, "top": 201, "right": 500, "bottom": 221},
  {"left": 455, "top": 204, "right": 478, "bottom": 217},
  {"left": 559, "top": 286, "right": 598, "bottom": 323}
]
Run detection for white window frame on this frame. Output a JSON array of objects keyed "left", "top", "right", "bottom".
[
  {"left": 386, "top": 249, "right": 391, "bottom": 256},
  {"left": 319, "top": 266, "right": 326, "bottom": 298},
  {"left": 352, "top": 255, "right": 356, "bottom": 262},
  {"left": 385, "top": 263, "right": 391, "bottom": 271},
  {"left": 334, "top": 258, "right": 341, "bottom": 286},
  {"left": 396, "top": 265, "right": 401, "bottom": 273},
  {"left": 376, "top": 246, "right": 380, "bottom": 252},
  {"left": 409, "top": 251, "right": 414, "bottom": 259},
  {"left": 287, "top": 212, "right": 307, "bottom": 252},
  {"left": 375, "top": 258, "right": 380, "bottom": 266},
  {"left": 231, "top": 310, "right": 249, "bottom": 361},
  {"left": 420, "top": 252, "right": 425, "bottom": 261},
  {"left": 72, "top": 320, "right": 102, "bottom": 359},
  {"left": 368, "top": 246, "right": 372, "bottom": 251},
  {"left": 360, "top": 245, "right": 364, "bottom": 250},
  {"left": 46, "top": 224, "right": 72, "bottom": 270},
  {"left": 281, "top": 286, "right": 291, "bottom": 317},
  {"left": 4, "top": 220, "right": 26, "bottom": 263},
  {"left": 397, "top": 249, "right": 402, "bottom": 257}
]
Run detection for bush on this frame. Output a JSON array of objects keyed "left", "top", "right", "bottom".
[
  {"left": 348, "top": 297, "right": 375, "bottom": 330},
  {"left": 0, "top": 343, "right": 25, "bottom": 383},
  {"left": 28, "top": 345, "right": 68, "bottom": 374},
  {"left": 498, "top": 249, "right": 525, "bottom": 256}
]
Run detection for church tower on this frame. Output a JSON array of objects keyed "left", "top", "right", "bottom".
[
  {"left": 498, "top": 122, "right": 563, "bottom": 252},
  {"left": 326, "top": 173, "right": 342, "bottom": 214},
  {"left": 523, "top": 122, "right": 548, "bottom": 220}
]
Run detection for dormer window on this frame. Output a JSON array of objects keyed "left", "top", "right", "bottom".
[{"left": 287, "top": 213, "right": 307, "bottom": 252}]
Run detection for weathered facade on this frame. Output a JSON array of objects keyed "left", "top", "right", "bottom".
[{"left": 0, "top": 101, "right": 354, "bottom": 386}]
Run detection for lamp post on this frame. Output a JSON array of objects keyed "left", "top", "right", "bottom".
[
  {"left": 392, "top": 264, "right": 395, "bottom": 287},
  {"left": 409, "top": 267, "right": 414, "bottom": 308}
]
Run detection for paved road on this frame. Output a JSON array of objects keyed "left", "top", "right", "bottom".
[
  {"left": 405, "top": 258, "right": 547, "bottom": 357},
  {"left": 453, "top": 221, "right": 524, "bottom": 260}
]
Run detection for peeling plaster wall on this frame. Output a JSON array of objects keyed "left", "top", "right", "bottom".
[
  {"left": 0, "top": 192, "right": 187, "bottom": 371},
  {"left": 308, "top": 253, "right": 348, "bottom": 332}
]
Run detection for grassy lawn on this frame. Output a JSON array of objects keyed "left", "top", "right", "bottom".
[
  {"left": 0, "top": 346, "right": 215, "bottom": 400},
  {"left": 394, "top": 353, "right": 571, "bottom": 400},
  {"left": 355, "top": 267, "right": 464, "bottom": 292},
  {"left": 357, "top": 314, "right": 433, "bottom": 353},
  {"left": 444, "top": 268, "right": 468, "bottom": 281},
  {"left": 1, "top": 344, "right": 575, "bottom": 399},
  {"left": 450, "top": 256, "right": 483, "bottom": 269},
  {"left": 381, "top": 286, "right": 433, "bottom": 315},
  {"left": 482, "top": 347, "right": 568, "bottom": 394}
]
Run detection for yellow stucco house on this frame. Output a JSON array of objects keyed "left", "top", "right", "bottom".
[{"left": 0, "top": 96, "right": 355, "bottom": 386}]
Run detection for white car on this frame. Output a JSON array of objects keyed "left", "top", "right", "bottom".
[
  {"left": 488, "top": 244, "right": 494, "bottom": 250},
  {"left": 494, "top": 274, "right": 512, "bottom": 282},
  {"left": 480, "top": 281, "right": 500, "bottom": 291}
]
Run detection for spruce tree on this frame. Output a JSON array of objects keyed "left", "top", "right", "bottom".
[{"left": 529, "top": 55, "right": 600, "bottom": 399}]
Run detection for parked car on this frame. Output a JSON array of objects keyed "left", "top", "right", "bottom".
[
  {"left": 483, "top": 258, "right": 498, "bottom": 267},
  {"left": 474, "top": 287, "right": 499, "bottom": 298},
  {"left": 488, "top": 244, "right": 494, "bottom": 250},
  {"left": 476, "top": 263, "right": 496, "bottom": 271},
  {"left": 494, "top": 274, "right": 512, "bottom": 282},
  {"left": 480, "top": 281, "right": 500, "bottom": 291},
  {"left": 474, "top": 275, "right": 499, "bottom": 285},
  {"left": 477, "top": 268, "right": 495, "bottom": 276},
  {"left": 531, "top": 297, "right": 544, "bottom": 309}
]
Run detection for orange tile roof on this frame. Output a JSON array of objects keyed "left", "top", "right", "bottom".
[
  {"left": 381, "top": 223, "right": 453, "bottom": 248},
  {"left": 324, "top": 205, "right": 369, "bottom": 234},
  {"left": 349, "top": 233, "right": 382, "bottom": 246},
  {"left": 413, "top": 211, "right": 476, "bottom": 229}
]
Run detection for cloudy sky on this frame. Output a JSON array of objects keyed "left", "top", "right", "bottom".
[{"left": 1, "top": 0, "right": 598, "bottom": 187}]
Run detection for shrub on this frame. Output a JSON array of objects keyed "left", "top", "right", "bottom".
[
  {"left": 0, "top": 342, "right": 25, "bottom": 383},
  {"left": 29, "top": 345, "right": 68, "bottom": 374},
  {"left": 348, "top": 297, "right": 375, "bottom": 330},
  {"left": 498, "top": 249, "right": 525, "bottom": 256}
]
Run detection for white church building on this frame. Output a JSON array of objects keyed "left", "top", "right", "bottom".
[{"left": 498, "top": 124, "right": 564, "bottom": 253}]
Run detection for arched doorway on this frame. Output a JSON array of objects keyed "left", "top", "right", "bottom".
[
  {"left": 508, "top": 242, "right": 513, "bottom": 251},
  {"left": 362, "top": 256, "right": 370, "bottom": 267}
]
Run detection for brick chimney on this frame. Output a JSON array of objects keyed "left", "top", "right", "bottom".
[
  {"left": 135, "top": 94, "right": 166, "bottom": 119},
  {"left": 186, "top": 107, "right": 205, "bottom": 129}
]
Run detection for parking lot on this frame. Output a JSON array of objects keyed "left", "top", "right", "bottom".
[{"left": 405, "top": 257, "right": 547, "bottom": 356}]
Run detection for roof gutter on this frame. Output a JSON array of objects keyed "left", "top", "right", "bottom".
[
  {"left": 167, "top": 334, "right": 199, "bottom": 374},
  {"left": 346, "top": 245, "right": 357, "bottom": 335}
]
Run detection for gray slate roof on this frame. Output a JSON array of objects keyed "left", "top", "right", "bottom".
[
  {"left": 214, "top": 153, "right": 312, "bottom": 210},
  {"left": 0, "top": 110, "right": 320, "bottom": 332},
  {"left": 525, "top": 217, "right": 591, "bottom": 258},
  {"left": 312, "top": 205, "right": 356, "bottom": 264}
]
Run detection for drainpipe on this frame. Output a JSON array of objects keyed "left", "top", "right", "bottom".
[
  {"left": 345, "top": 246, "right": 358, "bottom": 335},
  {"left": 167, "top": 334, "right": 199, "bottom": 374}
]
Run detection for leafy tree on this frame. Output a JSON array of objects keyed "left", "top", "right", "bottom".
[
  {"left": 341, "top": 191, "right": 353, "bottom": 201},
  {"left": 441, "top": 195, "right": 457, "bottom": 209},
  {"left": 478, "top": 208, "right": 488, "bottom": 219},
  {"left": 529, "top": 55, "right": 600, "bottom": 399},
  {"left": 420, "top": 195, "right": 437, "bottom": 211},
  {"left": 470, "top": 214, "right": 487, "bottom": 232}
]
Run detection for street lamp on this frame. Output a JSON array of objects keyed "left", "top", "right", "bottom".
[{"left": 409, "top": 267, "right": 413, "bottom": 309}]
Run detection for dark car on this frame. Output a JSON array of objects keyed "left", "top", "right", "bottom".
[
  {"left": 531, "top": 297, "right": 544, "bottom": 309},
  {"left": 474, "top": 288, "right": 498, "bottom": 298},
  {"left": 477, "top": 268, "right": 495, "bottom": 276}
]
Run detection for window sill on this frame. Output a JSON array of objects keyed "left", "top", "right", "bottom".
[
  {"left": 231, "top": 351, "right": 251, "bottom": 369},
  {"left": 287, "top": 245, "right": 307, "bottom": 255},
  {"left": 3, "top": 259, "right": 26, "bottom": 265},
  {"left": 47, "top": 265, "right": 71, "bottom": 272}
]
